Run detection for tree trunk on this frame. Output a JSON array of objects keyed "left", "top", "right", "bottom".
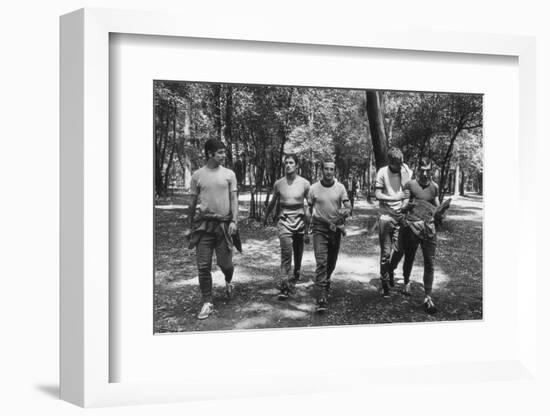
[
  {"left": 366, "top": 152, "right": 372, "bottom": 202},
  {"left": 454, "top": 164, "right": 460, "bottom": 196},
  {"left": 366, "top": 91, "right": 388, "bottom": 170},
  {"left": 460, "top": 169, "right": 466, "bottom": 196},
  {"left": 224, "top": 86, "right": 234, "bottom": 166},
  {"left": 212, "top": 84, "right": 222, "bottom": 140}
]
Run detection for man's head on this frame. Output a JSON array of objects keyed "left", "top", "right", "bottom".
[
  {"left": 417, "top": 158, "right": 432, "bottom": 185},
  {"left": 204, "top": 139, "right": 226, "bottom": 165},
  {"left": 387, "top": 147, "right": 404, "bottom": 173},
  {"left": 321, "top": 159, "right": 336, "bottom": 182},
  {"left": 284, "top": 154, "right": 299, "bottom": 175}
]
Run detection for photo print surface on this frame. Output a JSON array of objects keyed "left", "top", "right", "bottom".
[{"left": 154, "top": 81, "right": 483, "bottom": 333}]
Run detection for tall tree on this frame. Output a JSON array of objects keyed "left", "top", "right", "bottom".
[{"left": 365, "top": 91, "right": 388, "bottom": 169}]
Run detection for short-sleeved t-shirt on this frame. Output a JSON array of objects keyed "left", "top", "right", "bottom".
[
  {"left": 375, "top": 164, "right": 412, "bottom": 215},
  {"left": 404, "top": 179, "right": 439, "bottom": 238},
  {"left": 308, "top": 180, "right": 349, "bottom": 223},
  {"left": 190, "top": 166, "right": 237, "bottom": 216},
  {"left": 273, "top": 175, "right": 310, "bottom": 213}
]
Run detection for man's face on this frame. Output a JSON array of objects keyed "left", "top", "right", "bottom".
[
  {"left": 418, "top": 167, "right": 431, "bottom": 184},
  {"left": 284, "top": 158, "right": 297, "bottom": 174},
  {"left": 210, "top": 148, "right": 226, "bottom": 164},
  {"left": 322, "top": 162, "right": 335, "bottom": 181},
  {"left": 388, "top": 158, "right": 403, "bottom": 173}
]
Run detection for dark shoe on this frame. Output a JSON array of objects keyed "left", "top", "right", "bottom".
[
  {"left": 388, "top": 271, "right": 395, "bottom": 287},
  {"left": 278, "top": 288, "right": 289, "bottom": 300},
  {"left": 225, "top": 282, "right": 233, "bottom": 299},
  {"left": 381, "top": 281, "right": 390, "bottom": 298},
  {"left": 424, "top": 295, "right": 437, "bottom": 314},
  {"left": 316, "top": 298, "right": 328, "bottom": 313}
]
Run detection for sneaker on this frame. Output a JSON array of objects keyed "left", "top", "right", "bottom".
[
  {"left": 381, "top": 281, "right": 390, "bottom": 298},
  {"left": 225, "top": 282, "right": 233, "bottom": 299},
  {"left": 197, "top": 302, "right": 214, "bottom": 320},
  {"left": 423, "top": 296, "right": 437, "bottom": 314},
  {"left": 402, "top": 282, "right": 411, "bottom": 296},
  {"left": 388, "top": 271, "right": 395, "bottom": 287},
  {"left": 316, "top": 298, "right": 328, "bottom": 313}
]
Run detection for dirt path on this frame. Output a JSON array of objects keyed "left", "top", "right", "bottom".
[{"left": 154, "top": 194, "right": 483, "bottom": 333}]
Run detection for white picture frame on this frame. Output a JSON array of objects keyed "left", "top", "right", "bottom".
[{"left": 60, "top": 7, "right": 537, "bottom": 408}]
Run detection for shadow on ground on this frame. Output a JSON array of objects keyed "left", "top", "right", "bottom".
[{"left": 154, "top": 193, "right": 483, "bottom": 333}]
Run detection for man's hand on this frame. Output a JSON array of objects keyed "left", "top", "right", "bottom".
[{"left": 228, "top": 221, "right": 238, "bottom": 235}]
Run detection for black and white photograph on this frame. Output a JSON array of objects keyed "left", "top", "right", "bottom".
[{"left": 153, "top": 81, "right": 483, "bottom": 333}]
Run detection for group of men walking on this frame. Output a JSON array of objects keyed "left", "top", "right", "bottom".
[{"left": 185, "top": 138, "right": 440, "bottom": 320}]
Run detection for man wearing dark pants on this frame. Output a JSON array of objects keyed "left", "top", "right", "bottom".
[
  {"left": 375, "top": 147, "right": 412, "bottom": 297},
  {"left": 390, "top": 159, "right": 439, "bottom": 313},
  {"left": 307, "top": 160, "right": 351, "bottom": 312},
  {"left": 263, "top": 154, "right": 310, "bottom": 300},
  {"left": 186, "top": 139, "right": 238, "bottom": 320}
]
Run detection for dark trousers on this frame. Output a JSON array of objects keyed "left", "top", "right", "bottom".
[
  {"left": 378, "top": 215, "right": 401, "bottom": 282},
  {"left": 195, "top": 231, "right": 234, "bottom": 302},
  {"left": 278, "top": 231, "right": 304, "bottom": 285},
  {"left": 390, "top": 226, "right": 436, "bottom": 295},
  {"left": 312, "top": 225, "right": 341, "bottom": 300}
]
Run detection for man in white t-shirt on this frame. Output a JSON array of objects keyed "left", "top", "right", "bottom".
[
  {"left": 307, "top": 159, "right": 351, "bottom": 312},
  {"left": 263, "top": 154, "right": 310, "bottom": 300},
  {"left": 186, "top": 139, "right": 238, "bottom": 320},
  {"left": 374, "top": 147, "right": 412, "bottom": 298}
]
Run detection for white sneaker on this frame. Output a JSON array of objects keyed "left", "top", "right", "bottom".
[
  {"left": 402, "top": 282, "right": 411, "bottom": 296},
  {"left": 198, "top": 302, "right": 214, "bottom": 320},
  {"left": 423, "top": 296, "right": 436, "bottom": 314}
]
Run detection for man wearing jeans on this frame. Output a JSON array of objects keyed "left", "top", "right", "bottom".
[
  {"left": 307, "top": 159, "right": 351, "bottom": 312},
  {"left": 263, "top": 154, "right": 310, "bottom": 300},
  {"left": 374, "top": 147, "right": 412, "bottom": 298},
  {"left": 186, "top": 139, "right": 238, "bottom": 320},
  {"left": 390, "top": 159, "right": 439, "bottom": 313}
]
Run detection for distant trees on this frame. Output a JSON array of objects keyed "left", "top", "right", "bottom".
[{"left": 154, "top": 82, "right": 483, "bottom": 208}]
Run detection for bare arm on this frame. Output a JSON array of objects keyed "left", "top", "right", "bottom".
[
  {"left": 228, "top": 190, "right": 239, "bottom": 235},
  {"left": 230, "top": 190, "right": 238, "bottom": 223},
  {"left": 263, "top": 192, "right": 279, "bottom": 225}
]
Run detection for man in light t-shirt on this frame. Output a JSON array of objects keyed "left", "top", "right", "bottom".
[
  {"left": 263, "top": 154, "right": 310, "bottom": 300},
  {"left": 374, "top": 147, "right": 412, "bottom": 298},
  {"left": 307, "top": 159, "right": 351, "bottom": 312},
  {"left": 186, "top": 139, "right": 238, "bottom": 320}
]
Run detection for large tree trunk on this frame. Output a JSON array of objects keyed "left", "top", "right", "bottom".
[
  {"left": 454, "top": 164, "right": 460, "bottom": 196},
  {"left": 366, "top": 91, "right": 388, "bottom": 170}
]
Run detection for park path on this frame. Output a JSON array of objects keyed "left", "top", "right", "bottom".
[{"left": 154, "top": 194, "right": 483, "bottom": 333}]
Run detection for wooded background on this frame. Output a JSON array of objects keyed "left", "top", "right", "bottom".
[{"left": 154, "top": 81, "right": 483, "bottom": 216}]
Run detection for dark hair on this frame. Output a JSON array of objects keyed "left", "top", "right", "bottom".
[
  {"left": 419, "top": 158, "right": 432, "bottom": 169},
  {"left": 204, "top": 139, "right": 225, "bottom": 158},
  {"left": 387, "top": 147, "right": 404, "bottom": 164},
  {"left": 284, "top": 153, "right": 299, "bottom": 165},
  {"left": 321, "top": 158, "right": 335, "bottom": 169}
]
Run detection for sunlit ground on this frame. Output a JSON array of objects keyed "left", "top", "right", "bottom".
[{"left": 154, "top": 193, "right": 483, "bottom": 332}]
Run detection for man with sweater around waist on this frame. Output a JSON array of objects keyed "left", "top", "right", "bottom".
[
  {"left": 185, "top": 139, "right": 238, "bottom": 320},
  {"left": 307, "top": 159, "right": 351, "bottom": 312},
  {"left": 263, "top": 154, "right": 311, "bottom": 300},
  {"left": 390, "top": 158, "right": 440, "bottom": 314},
  {"left": 375, "top": 147, "right": 412, "bottom": 298}
]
